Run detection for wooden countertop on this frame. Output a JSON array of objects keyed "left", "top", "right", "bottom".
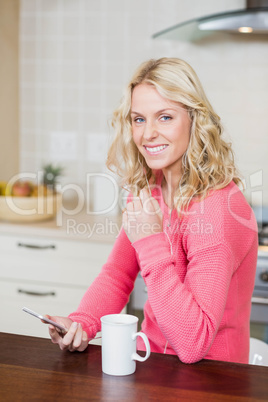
[{"left": 0, "top": 332, "right": 268, "bottom": 401}]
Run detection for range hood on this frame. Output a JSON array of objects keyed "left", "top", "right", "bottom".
[{"left": 153, "top": 0, "right": 268, "bottom": 41}]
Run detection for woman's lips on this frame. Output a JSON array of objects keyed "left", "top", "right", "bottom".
[{"left": 143, "top": 144, "right": 168, "bottom": 155}]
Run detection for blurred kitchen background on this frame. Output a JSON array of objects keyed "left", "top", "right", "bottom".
[
  {"left": 1, "top": 0, "right": 268, "bottom": 206},
  {"left": 1, "top": 0, "right": 268, "bottom": 344}
]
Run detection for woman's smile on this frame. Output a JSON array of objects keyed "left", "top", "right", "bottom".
[{"left": 144, "top": 144, "right": 169, "bottom": 155}]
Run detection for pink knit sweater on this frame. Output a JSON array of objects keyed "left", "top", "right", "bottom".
[{"left": 69, "top": 181, "right": 258, "bottom": 364}]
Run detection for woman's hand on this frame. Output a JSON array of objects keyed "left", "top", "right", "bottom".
[
  {"left": 123, "top": 188, "right": 163, "bottom": 243},
  {"left": 44, "top": 315, "right": 89, "bottom": 352}
]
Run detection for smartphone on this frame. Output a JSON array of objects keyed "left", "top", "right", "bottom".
[{"left": 22, "top": 307, "right": 68, "bottom": 334}]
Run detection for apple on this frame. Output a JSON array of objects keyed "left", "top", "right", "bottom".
[{"left": 12, "top": 181, "right": 33, "bottom": 197}]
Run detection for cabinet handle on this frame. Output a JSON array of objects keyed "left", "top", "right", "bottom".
[
  {"left": 251, "top": 296, "right": 268, "bottom": 305},
  {"left": 18, "top": 289, "right": 56, "bottom": 297},
  {"left": 17, "top": 242, "right": 56, "bottom": 250}
]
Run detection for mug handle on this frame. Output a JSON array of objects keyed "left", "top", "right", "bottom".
[{"left": 131, "top": 332, "right": 151, "bottom": 362}]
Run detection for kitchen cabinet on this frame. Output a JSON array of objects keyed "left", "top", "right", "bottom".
[{"left": 0, "top": 232, "right": 114, "bottom": 342}]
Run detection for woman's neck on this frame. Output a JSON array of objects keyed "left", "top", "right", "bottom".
[
  {"left": 161, "top": 178, "right": 175, "bottom": 209},
  {"left": 161, "top": 170, "right": 182, "bottom": 209}
]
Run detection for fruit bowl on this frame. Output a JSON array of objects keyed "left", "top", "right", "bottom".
[{"left": 0, "top": 193, "right": 62, "bottom": 223}]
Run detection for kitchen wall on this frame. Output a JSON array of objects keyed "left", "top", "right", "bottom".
[
  {"left": 0, "top": 0, "right": 19, "bottom": 181},
  {"left": 19, "top": 0, "right": 268, "bottom": 207}
]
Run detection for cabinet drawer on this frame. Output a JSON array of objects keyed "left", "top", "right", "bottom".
[
  {"left": 0, "top": 279, "right": 87, "bottom": 338},
  {"left": 0, "top": 234, "right": 113, "bottom": 286},
  {"left": 0, "top": 234, "right": 112, "bottom": 260},
  {"left": 0, "top": 278, "right": 125, "bottom": 345}
]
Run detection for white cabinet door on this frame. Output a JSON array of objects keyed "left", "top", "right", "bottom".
[
  {"left": 0, "top": 279, "right": 85, "bottom": 338},
  {"left": 0, "top": 233, "right": 114, "bottom": 339},
  {"left": 0, "top": 234, "right": 113, "bottom": 286}
]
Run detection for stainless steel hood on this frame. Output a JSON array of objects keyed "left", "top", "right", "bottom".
[{"left": 153, "top": 0, "right": 268, "bottom": 41}]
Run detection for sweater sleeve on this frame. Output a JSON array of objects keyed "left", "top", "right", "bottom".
[
  {"left": 68, "top": 227, "right": 139, "bottom": 338},
  {"left": 132, "top": 232, "right": 235, "bottom": 363}
]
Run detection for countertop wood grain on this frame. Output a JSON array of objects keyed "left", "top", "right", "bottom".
[{"left": 1, "top": 332, "right": 268, "bottom": 401}]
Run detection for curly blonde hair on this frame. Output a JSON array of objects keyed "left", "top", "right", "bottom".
[{"left": 107, "top": 57, "right": 242, "bottom": 212}]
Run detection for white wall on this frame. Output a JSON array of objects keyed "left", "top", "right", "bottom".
[{"left": 19, "top": 0, "right": 268, "bottom": 206}]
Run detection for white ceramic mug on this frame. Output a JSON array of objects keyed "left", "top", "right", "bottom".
[{"left": 101, "top": 314, "right": 151, "bottom": 376}]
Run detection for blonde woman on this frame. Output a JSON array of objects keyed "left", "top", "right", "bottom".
[{"left": 47, "top": 58, "right": 258, "bottom": 364}]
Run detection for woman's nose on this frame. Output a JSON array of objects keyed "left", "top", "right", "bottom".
[{"left": 143, "top": 121, "right": 158, "bottom": 141}]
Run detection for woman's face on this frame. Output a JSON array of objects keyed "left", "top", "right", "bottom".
[{"left": 131, "top": 83, "right": 191, "bottom": 178}]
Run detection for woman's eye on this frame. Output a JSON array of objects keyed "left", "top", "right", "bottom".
[
  {"left": 134, "top": 117, "right": 145, "bottom": 123},
  {"left": 160, "top": 115, "right": 171, "bottom": 121}
]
